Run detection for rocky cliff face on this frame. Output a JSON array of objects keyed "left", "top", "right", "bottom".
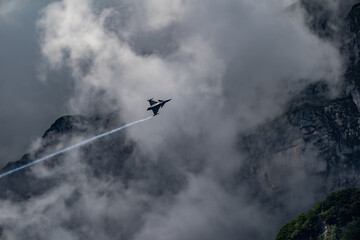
[
  {"left": 237, "top": 1, "right": 360, "bottom": 216},
  {"left": 347, "top": 3, "right": 360, "bottom": 34},
  {"left": 1, "top": 2, "right": 360, "bottom": 239},
  {"left": 299, "top": 0, "right": 358, "bottom": 40},
  {"left": 239, "top": 85, "right": 360, "bottom": 202}
]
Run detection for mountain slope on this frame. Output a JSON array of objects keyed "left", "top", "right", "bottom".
[
  {"left": 0, "top": 114, "right": 135, "bottom": 201},
  {"left": 276, "top": 188, "right": 360, "bottom": 240},
  {"left": 238, "top": 1, "right": 360, "bottom": 206},
  {"left": 0, "top": 2, "right": 360, "bottom": 239}
]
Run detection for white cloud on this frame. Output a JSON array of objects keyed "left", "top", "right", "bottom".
[
  {"left": 131, "top": 0, "right": 187, "bottom": 30},
  {"left": 37, "top": 0, "right": 342, "bottom": 128},
  {"left": 280, "top": 0, "right": 297, "bottom": 7},
  {"left": 0, "top": 0, "right": 345, "bottom": 239}
]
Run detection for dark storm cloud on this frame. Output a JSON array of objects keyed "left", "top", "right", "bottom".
[
  {"left": 0, "top": 0, "right": 347, "bottom": 239},
  {"left": 0, "top": 0, "right": 72, "bottom": 165}
]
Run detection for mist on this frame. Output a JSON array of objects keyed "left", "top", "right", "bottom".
[
  {"left": 0, "top": 0, "right": 72, "bottom": 165},
  {"left": 0, "top": 0, "right": 347, "bottom": 239}
]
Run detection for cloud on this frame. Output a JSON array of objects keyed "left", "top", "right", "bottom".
[
  {"left": 0, "top": 0, "right": 19, "bottom": 19},
  {"left": 0, "top": 0, "right": 73, "bottom": 166},
  {"left": 38, "top": 0, "right": 342, "bottom": 125},
  {"left": 0, "top": 0, "right": 346, "bottom": 239},
  {"left": 281, "top": 0, "right": 297, "bottom": 7},
  {"left": 133, "top": 175, "right": 275, "bottom": 240}
]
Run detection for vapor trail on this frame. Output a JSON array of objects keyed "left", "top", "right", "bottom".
[{"left": 0, "top": 116, "right": 153, "bottom": 179}]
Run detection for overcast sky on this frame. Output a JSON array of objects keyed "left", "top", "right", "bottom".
[
  {"left": 0, "top": 0, "right": 349, "bottom": 239},
  {"left": 0, "top": 0, "right": 73, "bottom": 165}
]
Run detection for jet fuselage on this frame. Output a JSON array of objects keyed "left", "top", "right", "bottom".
[{"left": 147, "top": 98, "right": 171, "bottom": 116}]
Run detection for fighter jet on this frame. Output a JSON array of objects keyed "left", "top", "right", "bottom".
[{"left": 147, "top": 98, "right": 171, "bottom": 116}]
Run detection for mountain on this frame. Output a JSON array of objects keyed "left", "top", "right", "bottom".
[
  {"left": 238, "top": 0, "right": 360, "bottom": 205},
  {"left": 276, "top": 188, "right": 360, "bottom": 240},
  {"left": 0, "top": 113, "right": 185, "bottom": 203},
  {"left": 1, "top": 1, "right": 360, "bottom": 239},
  {"left": 299, "top": 0, "right": 358, "bottom": 40},
  {"left": 0, "top": 114, "right": 135, "bottom": 201}
]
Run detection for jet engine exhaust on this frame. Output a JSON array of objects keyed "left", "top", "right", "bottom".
[{"left": 0, "top": 116, "right": 152, "bottom": 179}]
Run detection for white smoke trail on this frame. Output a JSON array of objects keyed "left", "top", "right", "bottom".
[{"left": 0, "top": 116, "right": 153, "bottom": 179}]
